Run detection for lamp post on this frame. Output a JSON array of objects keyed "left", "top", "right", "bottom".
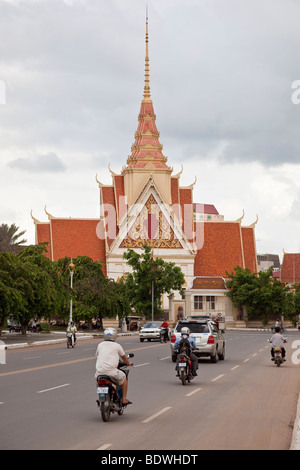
[
  {"left": 150, "top": 250, "right": 157, "bottom": 322},
  {"left": 68, "top": 258, "right": 75, "bottom": 324}
]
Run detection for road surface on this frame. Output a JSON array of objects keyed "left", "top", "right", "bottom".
[{"left": 0, "top": 330, "right": 299, "bottom": 450}]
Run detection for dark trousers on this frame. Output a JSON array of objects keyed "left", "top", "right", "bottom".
[{"left": 190, "top": 352, "right": 198, "bottom": 372}]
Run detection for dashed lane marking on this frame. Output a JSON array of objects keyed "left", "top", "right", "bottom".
[{"left": 142, "top": 406, "right": 172, "bottom": 423}]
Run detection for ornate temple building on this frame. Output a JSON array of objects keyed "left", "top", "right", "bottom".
[{"left": 32, "top": 18, "right": 258, "bottom": 326}]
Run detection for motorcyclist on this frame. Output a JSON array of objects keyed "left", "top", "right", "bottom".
[
  {"left": 160, "top": 319, "right": 169, "bottom": 341},
  {"left": 174, "top": 327, "right": 198, "bottom": 376},
  {"left": 270, "top": 326, "right": 286, "bottom": 361},
  {"left": 95, "top": 327, "right": 133, "bottom": 405},
  {"left": 67, "top": 321, "right": 77, "bottom": 344}
]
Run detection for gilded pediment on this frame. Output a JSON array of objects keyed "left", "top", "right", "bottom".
[{"left": 119, "top": 194, "right": 183, "bottom": 249}]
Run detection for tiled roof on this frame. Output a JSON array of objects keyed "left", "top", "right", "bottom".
[
  {"left": 281, "top": 253, "right": 300, "bottom": 284},
  {"left": 36, "top": 219, "right": 106, "bottom": 275},
  {"left": 241, "top": 226, "right": 258, "bottom": 273},
  {"left": 193, "top": 203, "right": 219, "bottom": 215},
  {"left": 194, "top": 221, "right": 245, "bottom": 278},
  {"left": 36, "top": 223, "right": 51, "bottom": 259}
]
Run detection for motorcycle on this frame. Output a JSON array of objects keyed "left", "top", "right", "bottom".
[
  {"left": 66, "top": 332, "right": 75, "bottom": 348},
  {"left": 96, "top": 353, "right": 134, "bottom": 422},
  {"left": 160, "top": 327, "right": 168, "bottom": 343},
  {"left": 176, "top": 352, "right": 193, "bottom": 385},
  {"left": 268, "top": 337, "right": 287, "bottom": 367},
  {"left": 29, "top": 323, "right": 42, "bottom": 333},
  {"left": 273, "top": 347, "right": 285, "bottom": 367},
  {"left": 8, "top": 323, "right": 21, "bottom": 333}
]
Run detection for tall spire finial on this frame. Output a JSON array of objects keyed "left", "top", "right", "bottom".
[{"left": 143, "top": 6, "right": 151, "bottom": 102}]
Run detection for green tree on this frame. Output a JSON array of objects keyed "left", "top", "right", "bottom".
[
  {"left": 0, "top": 252, "right": 23, "bottom": 335},
  {"left": 123, "top": 245, "right": 185, "bottom": 319},
  {"left": 247, "top": 269, "right": 288, "bottom": 325},
  {"left": 226, "top": 266, "right": 289, "bottom": 326},
  {"left": 225, "top": 266, "right": 257, "bottom": 316},
  {"left": 0, "top": 223, "right": 27, "bottom": 254},
  {"left": 56, "top": 256, "right": 130, "bottom": 327},
  {"left": 16, "top": 244, "right": 66, "bottom": 334},
  {"left": 0, "top": 243, "right": 66, "bottom": 335},
  {"left": 285, "top": 283, "right": 300, "bottom": 326}
]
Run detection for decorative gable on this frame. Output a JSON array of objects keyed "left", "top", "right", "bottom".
[{"left": 119, "top": 193, "right": 182, "bottom": 249}]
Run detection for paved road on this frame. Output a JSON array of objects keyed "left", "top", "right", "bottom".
[{"left": 0, "top": 330, "right": 300, "bottom": 450}]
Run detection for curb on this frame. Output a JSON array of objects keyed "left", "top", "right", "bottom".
[
  {"left": 3, "top": 331, "right": 139, "bottom": 350},
  {"left": 4, "top": 334, "right": 94, "bottom": 350},
  {"left": 290, "top": 392, "right": 300, "bottom": 450}
]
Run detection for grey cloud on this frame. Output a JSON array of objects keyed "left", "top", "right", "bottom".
[{"left": 8, "top": 152, "right": 66, "bottom": 173}]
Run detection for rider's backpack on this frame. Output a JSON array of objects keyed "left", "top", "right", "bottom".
[{"left": 178, "top": 337, "right": 191, "bottom": 356}]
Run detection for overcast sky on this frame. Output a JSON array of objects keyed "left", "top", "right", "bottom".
[{"left": 1, "top": 0, "right": 300, "bottom": 263}]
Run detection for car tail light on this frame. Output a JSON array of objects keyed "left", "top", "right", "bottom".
[
  {"left": 171, "top": 334, "right": 176, "bottom": 343},
  {"left": 208, "top": 335, "right": 215, "bottom": 344}
]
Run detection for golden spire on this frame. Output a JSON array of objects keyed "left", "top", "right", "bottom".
[{"left": 143, "top": 7, "right": 151, "bottom": 102}]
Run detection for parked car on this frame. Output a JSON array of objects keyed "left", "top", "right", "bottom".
[
  {"left": 170, "top": 319, "right": 225, "bottom": 363},
  {"left": 139, "top": 321, "right": 162, "bottom": 342}
]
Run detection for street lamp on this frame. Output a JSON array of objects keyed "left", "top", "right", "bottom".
[
  {"left": 150, "top": 250, "right": 157, "bottom": 322},
  {"left": 68, "top": 258, "right": 75, "bottom": 324}
]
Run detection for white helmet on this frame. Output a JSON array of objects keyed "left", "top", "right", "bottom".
[
  {"left": 181, "top": 327, "right": 190, "bottom": 336},
  {"left": 103, "top": 327, "right": 118, "bottom": 342}
]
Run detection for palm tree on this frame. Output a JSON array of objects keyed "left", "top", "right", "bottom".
[{"left": 0, "top": 223, "right": 27, "bottom": 254}]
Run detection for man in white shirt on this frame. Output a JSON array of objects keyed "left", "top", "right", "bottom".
[{"left": 95, "top": 328, "right": 133, "bottom": 405}]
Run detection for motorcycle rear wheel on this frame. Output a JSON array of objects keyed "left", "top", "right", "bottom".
[
  {"left": 100, "top": 397, "right": 111, "bottom": 422},
  {"left": 180, "top": 369, "right": 186, "bottom": 385}
]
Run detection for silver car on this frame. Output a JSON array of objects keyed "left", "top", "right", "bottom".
[
  {"left": 139, "top": 321, "right": 162, "bottom": 342},
  {"left": 170, "top": 319, "right": 225, "bottom": 363}
]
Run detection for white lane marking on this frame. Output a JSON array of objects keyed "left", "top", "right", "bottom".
[
  {"left": 134, "top": 363, "right": 149, "bottom": 368},
  {"left": 37, "top": 383, "right": 70, "bottom": 394},
  {"left": 252, "top": 353, "right": 257, "bottom": 357},
  {"left": 23, "top": 356, "right": 42, "bottom": 360},
  {"left": 186, "top": 388, "right": 202, "bottom": 397},
  {"left": 0, "top": 402, "right": 4, "bottom": 405},
  {"left": 159, "top": 356, "right": 170, "bottom": 360},
  {"left": 230, "top": 365, "right": 239, "bottom": 371},
  {"left": 98, "top": 443, "right": 113, "bottom": 450},
  {"left": 211, "top": 374, "right": 225, "bottom": 382},
  {"left": 142, "top": 406, "right": 172, "bottom": 423},
  {"left": 243, "top": 358, "right": 250, "bottom": 363}
]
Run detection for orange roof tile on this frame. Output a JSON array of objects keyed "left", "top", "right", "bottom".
[
  {"left": 241, "top": 226, "right": 258, "bottom": 273},
  {"left": 281, "top": 253, "right": 300, "bottom": 284},
  {"left": 50, "top": 219, "right": 106, "bottom": 275},
  {"left": 194, "top": 222, "right": 244, "bottom": 277},
  {"left": 36, "top": 223, "right": 51, "bottom": 259},
  {"left": 180, "top": 188, "right": 193, "bottom": 241}
]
